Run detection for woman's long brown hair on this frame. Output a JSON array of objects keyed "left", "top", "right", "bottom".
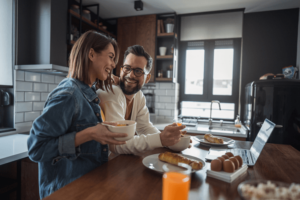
[{"left": 68, "top": 30, "right": 119, "bottom": 92}]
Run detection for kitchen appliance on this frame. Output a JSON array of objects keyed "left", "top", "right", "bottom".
[
  {"left": 0, "top": 90, "right": 11, "bottom": 128},
  {"left": 0, "top": 90, "right": 11, "bottom": 106},
  {"left": 143, "top": 89, "right": 155, "bottom": 113},
  {"left": 244, "top": 79, "right": 300, "bottom": 150}
]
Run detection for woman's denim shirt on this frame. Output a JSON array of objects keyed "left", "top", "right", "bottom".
[{"left": 27, "top": 78, "right": 108, "bottom": 199}]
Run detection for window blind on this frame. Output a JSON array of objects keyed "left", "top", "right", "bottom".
[{"left": 180, "top": 11, "right": 243, "bottom": 41}]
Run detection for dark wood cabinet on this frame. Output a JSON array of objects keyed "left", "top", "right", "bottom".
[
  {"left": 0, "top": 158, "right": 39, "bottom": 200},
  {"left": 117, "top": 15, "right": 156, "bottom": 82}
]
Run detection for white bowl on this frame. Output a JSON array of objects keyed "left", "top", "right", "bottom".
[
  {"left": 107, "top": 120, "right": 136, "bottom": 141},
  {"left": 168, "top": 135, "right": 190, "bottom": 152}
]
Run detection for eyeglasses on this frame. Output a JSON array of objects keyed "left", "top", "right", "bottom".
[{"left": 121, "top": 65, "right": 148, "bottom": 77}]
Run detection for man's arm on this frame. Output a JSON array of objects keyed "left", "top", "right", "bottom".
[{"left": 135, "top": 93, "right": 161, "bottom": 136}]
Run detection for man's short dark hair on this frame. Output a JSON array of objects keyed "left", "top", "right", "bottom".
[{"left": 124, "top": 45, "right": 153, "bottom": 72}]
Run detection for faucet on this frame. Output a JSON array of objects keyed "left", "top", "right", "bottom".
[{"left": 209, "top": 100, "right": 221, "bottom": 129}]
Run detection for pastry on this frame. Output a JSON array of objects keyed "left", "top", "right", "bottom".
[
  {"left": 158, "top": 152, "right": 203, "bottom": 170},
  {"left": 204, "top": 134, "right": 224, "bottom": 144}
]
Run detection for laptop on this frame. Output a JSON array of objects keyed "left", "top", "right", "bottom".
[{"left": 206, "top": 119, "right": 276, "bottom": 166}]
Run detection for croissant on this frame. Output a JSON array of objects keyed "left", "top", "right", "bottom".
[
  {"left": 158, "top": 152, "right": 203, "bottom": 170},
  {"left": 204, "top": 134, "right": 224, "bottom": 144}
]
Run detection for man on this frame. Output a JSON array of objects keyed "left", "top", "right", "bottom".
[{"left": 97, "top": 45, "right": 186, "bottom": 154}]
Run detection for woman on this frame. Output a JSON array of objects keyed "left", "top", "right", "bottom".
[{"left": 27, "top": 30, "right": 127, "bottom": 199}]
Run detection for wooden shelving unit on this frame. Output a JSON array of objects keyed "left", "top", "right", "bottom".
[
  {"left": 155, "top": 78, "right": 173, "bottom": 81},
  {"left": 157, "top": 55, "right": 173, "bottom": 59},
  {"left": 155, "top": 13, "right": 178, "bottom": 82},
  {"left": 157, "top": 32, "right": 174, "bottom": 37},
  {"left": 68, "top": 9, "right": 115, "bottom": 37}
]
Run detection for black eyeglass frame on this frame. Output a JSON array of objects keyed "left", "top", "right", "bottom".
[{"left": 121, "top": 65, "right": 149, "bottom": 77}]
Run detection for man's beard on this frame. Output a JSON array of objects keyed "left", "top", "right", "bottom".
[{"left": 120, "top": 77, "right": 142, "bottom": 95}]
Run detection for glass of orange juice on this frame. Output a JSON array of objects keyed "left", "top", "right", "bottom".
[
  {"left": 174, "top": 119, "right": 183, "bottom": 126},
  {"left": 162, "top": 163, "right": 191, "bottom": 200}
]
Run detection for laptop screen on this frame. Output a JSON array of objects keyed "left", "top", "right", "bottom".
[{"left": 250, "top": 119, "right": 276, "bottom": 164}]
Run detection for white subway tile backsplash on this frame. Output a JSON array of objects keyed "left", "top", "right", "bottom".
[
  {"left": 14, "top": 122, "right": 33, "bottom": 130},
  {"left": 154, "top": 90, "right": 167, "bottom": 96},
  {"left": 15, "top": 113, "right": 24, "bottom": 123},
  {"left": 16, "top": 81, "right": 32, "bottom": 91},
  {"left": 16, "top": 92, "right": 25, "bottom": 101},
  {"left": 172, "top": 110, "right": 178, "bottom": 117},
  {"left": 33, "top": 102, "right": 45, "bottom": 111},
  {"left": 41, "top": 74, "right": 55, "bottom": 83},
  {"left": 33, "top": 83, "right": 48, "bottom": 92},
  {"left": 16, "top": 102, "right": 32, "bottom": 112},
  {"left": 159, "top": 83, "right": 173, "bottom": 89},
  {"left": 25, "top": 92, "right": 41, "bottom": 101},
  {"left": 155, "top": 103, "right": 165, "bottom": 109},
  {"left": 173, "top": 83, "right": 180, "bottom": 90},
  {"left": 25, "top": 72, "right": 41, "bottom": 82},
  {"left": 164, "top": 116, "right": 175, "bottom": 122},
  {"left": 25, "top": 111, "right": 40, "bottom": 121},
  {"left": 171, "top": 96, "right": 179, "bottom": 103},
  {"left": 158, "top": 109, "right": 172, "bottom": 116},
  {"left": 166, "top": 90, "right": 176, "bottom": 96},
  {"left": 48, "top": 84, "right": 57, "bottom": 92},
  {"left": 41, "top": 93, "right": 49, "bottom": 101},
  {"left": 155, "top": 116, "right": 166, "bottom": 121},
  {"left": 159, "top": 96, "right": 172, "bottom": 103},
  {"left": 55, "top": 76, "right": 65, "bottom": 84},
  {"left": 165, "top": 103, "right": 176, "bottom": 110},
  {"left": 154, "top": 96, "right": 160, "bottom": 102},
  {"left": 16, "top": 71, "right": 25, "bottom": 81}
]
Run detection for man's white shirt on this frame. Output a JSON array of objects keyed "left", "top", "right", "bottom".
[{"left": 97, "top": 85, "right": 163, "bottom": 154}]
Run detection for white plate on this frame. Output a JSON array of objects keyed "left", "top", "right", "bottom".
[
  {"left": 142, "top": 153, "right": 205, "bottom": 173},
  {"left": 193, "top": 135, "right": 235, "bottom": 146}
]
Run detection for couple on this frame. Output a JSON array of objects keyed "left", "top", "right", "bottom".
[{"left": 27, "top": 30, "right": 186, "bottom": 199}]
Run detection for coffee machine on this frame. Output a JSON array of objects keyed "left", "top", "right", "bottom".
[{"left": 0, "top": 89, "right": 12, "bottom": 129}]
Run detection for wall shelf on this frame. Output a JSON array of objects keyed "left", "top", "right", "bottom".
[
  {"left": 157, "top": 55, "right": 173, "bottom": 59},
  {"left": 157, "top": 32, "right": 174, "bottom": 37},
  {"left": 68, "top": 9, "right": 115, "bottom": 37},
  {"left": 155, "top": 78, "right": 173, "bottom": 82}
]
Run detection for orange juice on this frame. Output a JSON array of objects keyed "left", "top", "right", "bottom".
[
  {"left": 162, "top": 172, "right": 190, "bottom": 200},
  {"left": 176, "top": 122, "right": 182, "bottom": 126}
]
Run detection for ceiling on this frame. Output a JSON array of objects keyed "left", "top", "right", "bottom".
[{"left": 79, "top": 0, "right": 300, "bottom": 19}]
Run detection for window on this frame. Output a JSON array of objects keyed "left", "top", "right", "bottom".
[
  {"left": 179, "top": 39, "right": 241, "bottom": 120},
  {"left": 185, "top": 49, "right": 205, "bottom": 95}
]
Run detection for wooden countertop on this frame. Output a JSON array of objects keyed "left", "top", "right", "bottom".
[{"left": 44, "top": 137, "right": 300, "bottom": 200}]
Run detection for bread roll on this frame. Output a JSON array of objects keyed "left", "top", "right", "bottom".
[
  {"left": 204, "top": 134, "right": 224, "bottom": 144},
  {"left": 158, "top": 152, "right": 203, "bottom": 170}
]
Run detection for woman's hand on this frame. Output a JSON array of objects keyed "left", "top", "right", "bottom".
[
  {"left": 90, "top": 123, "right": 127, "bottom": 145},
  {"left": 111, "top": 74, "right": 120, "bottom": 85}
]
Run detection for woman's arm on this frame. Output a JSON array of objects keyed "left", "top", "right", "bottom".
[
  {"left": 75, "top": 124, "right": 127, "bottom": 147},
  {"left": 28, "top": 92, "right": 79, "bottom": 163},
  {"left": 28, "top": 91, "right": 127, "bottom": 164}
]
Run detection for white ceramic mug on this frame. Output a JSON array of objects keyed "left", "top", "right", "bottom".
[
  {"left": 168, "top": 135, "right": 190, "bottom": 152},
  {"left": 159, "top": 47, "right": 167, "bottom": 56}
]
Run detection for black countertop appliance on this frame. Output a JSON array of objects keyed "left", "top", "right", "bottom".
[{"left": 244, "top": 79, "right": 300, "bottom": 150}]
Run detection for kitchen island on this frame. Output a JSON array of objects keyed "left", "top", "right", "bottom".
[{"left": 44, "top": 137, "right": 300, "bottom": 200}]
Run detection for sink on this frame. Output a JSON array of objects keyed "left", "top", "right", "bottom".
[{"left": 183, "top": 121, "right": 247, "bottom": 136}]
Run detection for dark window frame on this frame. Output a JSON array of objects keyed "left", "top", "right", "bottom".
[{"left": 178, "top": 38, "right": 242, "bottom": 120}]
